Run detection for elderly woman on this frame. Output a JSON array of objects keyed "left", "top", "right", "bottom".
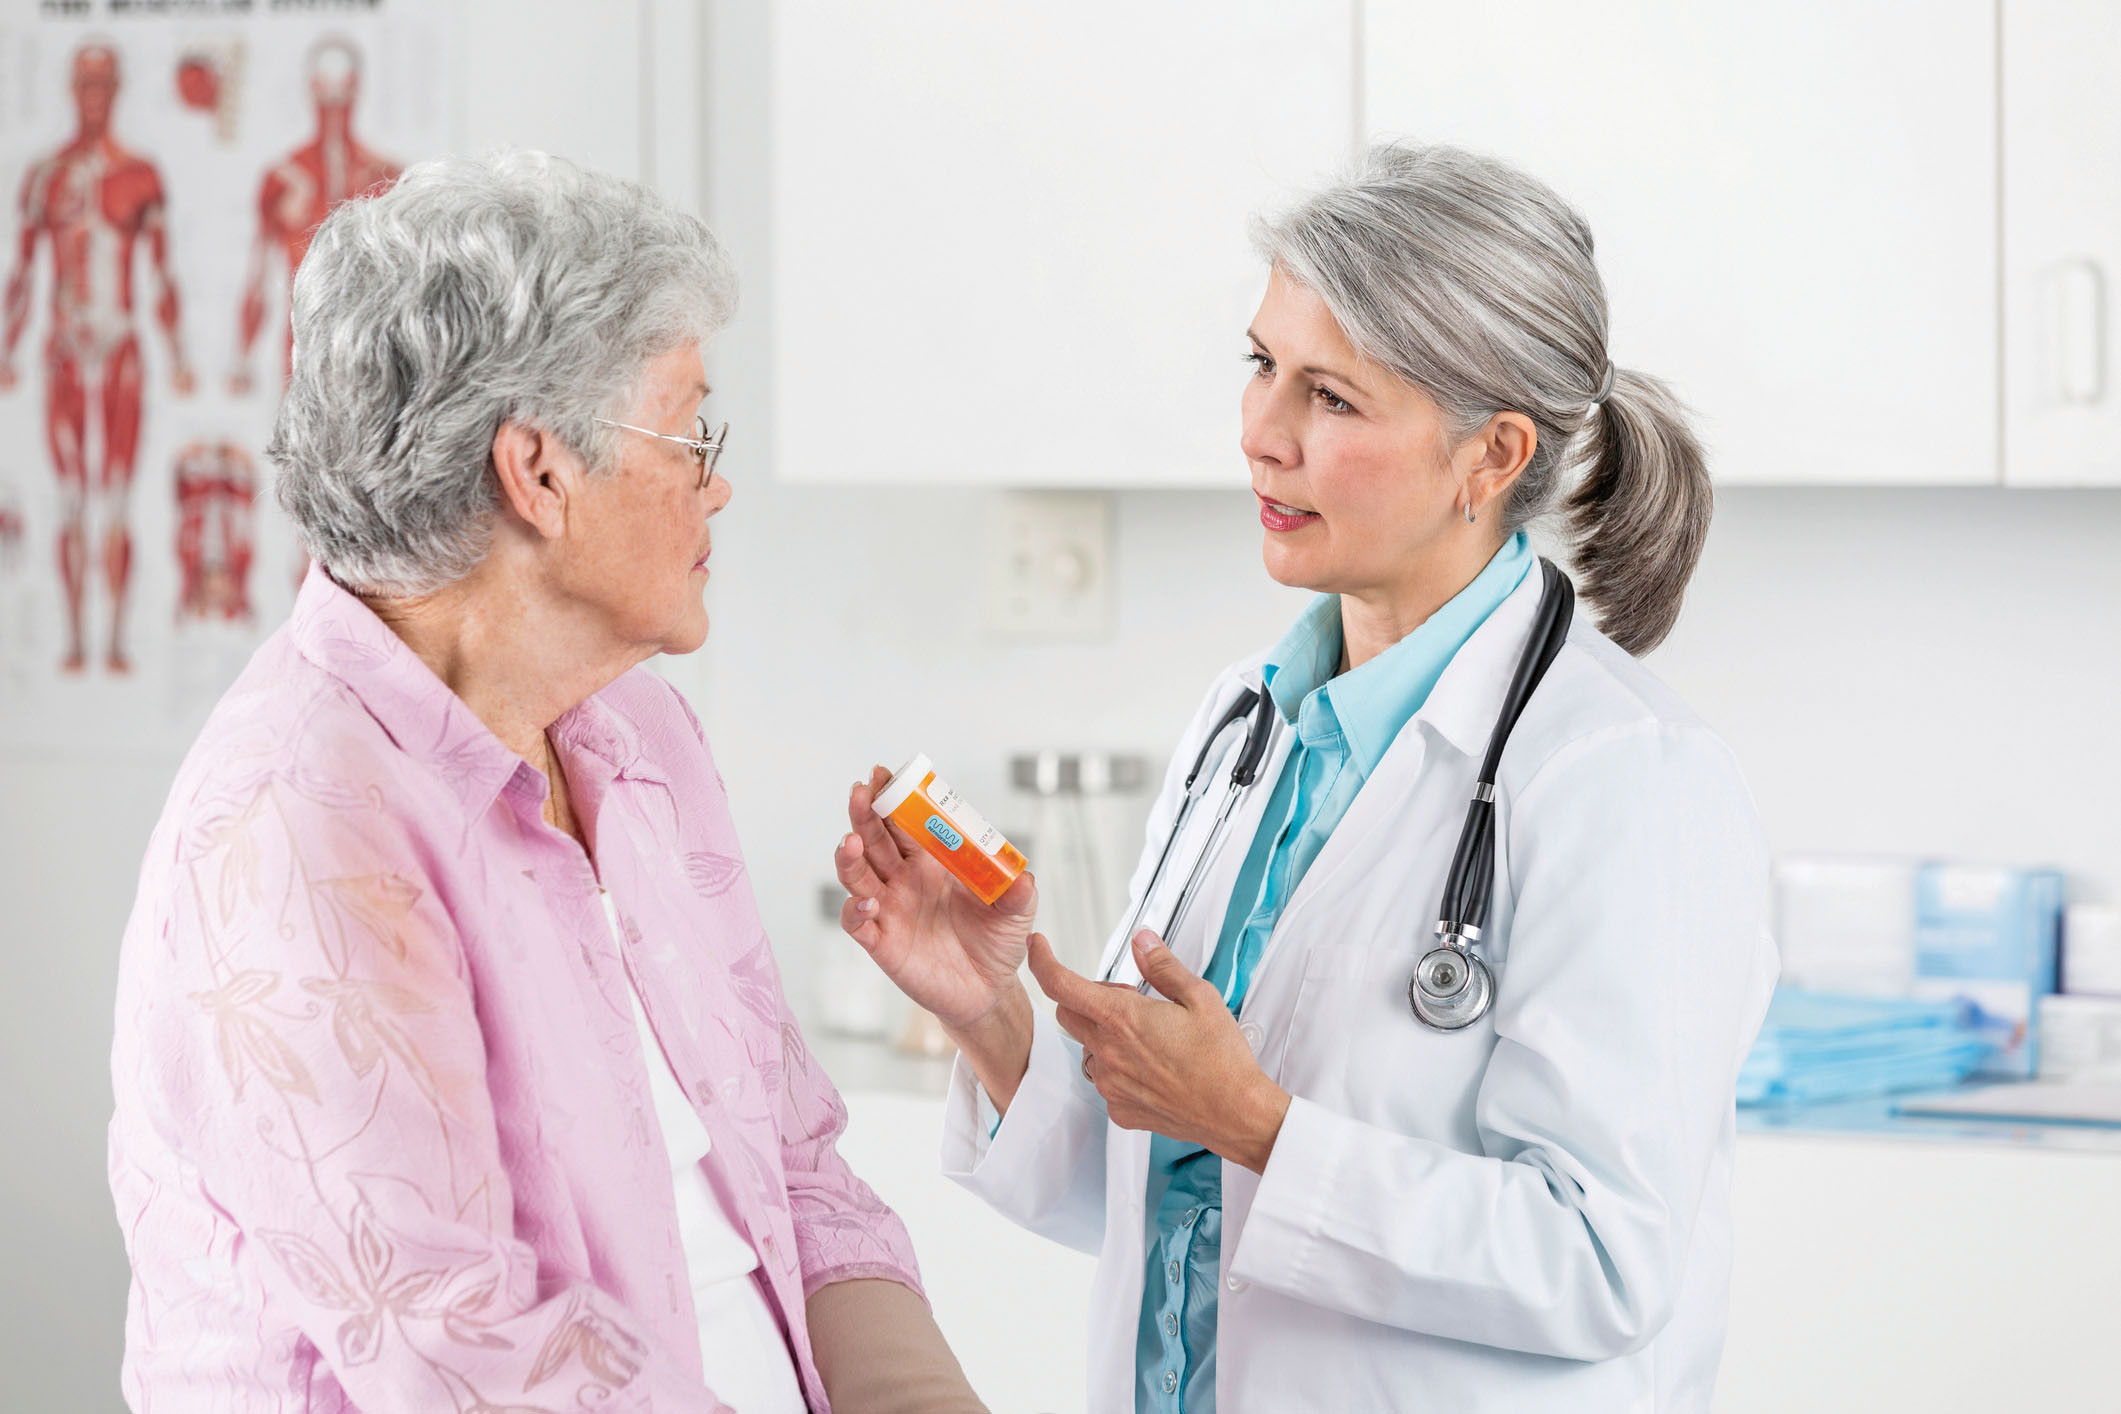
[{"left": 108, "top": 153, "right": 982, "bottom": 1412}]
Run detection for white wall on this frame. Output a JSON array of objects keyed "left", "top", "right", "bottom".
[{"left": 1, "top": 752, "right": 175, "bottom": 1411}]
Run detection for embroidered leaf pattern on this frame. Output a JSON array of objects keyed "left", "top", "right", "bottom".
[
  {"left": 190, "top": 971, "right": 316, "bottom": 1103},
  {"left": 258, "top": 1229, "right": 362, "bottom": 1311},
  {"left": 313, "top": 873, "right": 424, "bottom": 962},
  {"left": 337, "top": 1309, "right": 385, "bottom": 1367},
  {"left": 722, "top": 936, "right": 784, "bottom": 1027},
  {"left": 211, "top": 795, "right": 271, "bottom": 927},
  {"left": 682, "top": 851, "right": 744, "bottom": 899},
  {"left": 441, "top": 1274, "right": 514, "bottom": 1352},
  {"left": 527, "top": 1295, "right": 646, "bottom": 1392},
  {"left": 302, "top": 977, "right": 435, "bottom": 1086},
  {"left": 780, "top": 1021, "right": 838, "bottom": 1141}
]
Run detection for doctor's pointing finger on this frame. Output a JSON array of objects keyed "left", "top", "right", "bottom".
[{"left": 1032, "top": 931, "right": 1293, "bottom": 1174}]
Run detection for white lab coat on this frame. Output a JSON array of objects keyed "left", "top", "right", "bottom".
[{"left": 941, "top": 566, "right": 1779, "bottom": 1412}]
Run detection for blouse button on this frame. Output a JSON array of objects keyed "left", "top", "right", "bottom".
[{"left": 1163, "top": 1370, "right": 1178, "bottom": 1395}]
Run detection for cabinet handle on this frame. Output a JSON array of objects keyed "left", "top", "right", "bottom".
[{"left": 2037, "top": 257, "right": 2107, "bottom": 407}]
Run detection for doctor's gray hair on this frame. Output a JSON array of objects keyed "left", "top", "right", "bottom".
[
  {"left": 1252, "top": 142, "right": 1710, "bottom": 654},
  {"left": 269, "top": 150, "right": 738, "bottom": 596}
]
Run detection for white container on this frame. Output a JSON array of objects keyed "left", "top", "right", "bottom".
[
  {"left": 2062, "top": 904, "right": 2121, "bottom": 996},
  {"left": 1773, "top": 856, "right": 1918, "bottom": 995},
  {"left": 2036, "top": 994, "right": 2121, "bottom": 1081}
]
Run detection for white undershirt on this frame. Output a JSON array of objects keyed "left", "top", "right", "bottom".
[{"left": 601, "top": 891, "right": 806, "bottom": 1413}]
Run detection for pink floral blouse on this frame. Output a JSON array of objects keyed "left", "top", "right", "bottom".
[{"left": 109, "top": 567, "right": 921, "bottom": 1412}]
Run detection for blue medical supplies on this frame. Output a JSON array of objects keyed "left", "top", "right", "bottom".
[
  {"left": 1738, "top": 990, "right": 2002, "bottom": 1106},
  {"left": 1910, "top": 865, "right": 2066, "bottom": 1078}
]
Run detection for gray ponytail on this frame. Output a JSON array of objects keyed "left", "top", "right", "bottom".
[{"left": 1251, "top": 142, "right": 1712, "bottom": 654}]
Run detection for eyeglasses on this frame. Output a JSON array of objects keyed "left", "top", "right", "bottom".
[{"left": 593, "top": 415, "right": 729, "bottom": 491}]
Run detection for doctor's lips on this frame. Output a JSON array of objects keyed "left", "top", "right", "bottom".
[{"left": 1257, "top": 493, "right": 1321, "bottom": 532}]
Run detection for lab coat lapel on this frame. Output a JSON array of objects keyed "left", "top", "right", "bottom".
[{"left": 1236, "top": 569, "right": 1549, "bottom": 1012}]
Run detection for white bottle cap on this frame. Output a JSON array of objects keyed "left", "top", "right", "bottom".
[{"left": 871, "top": 753, "right": 934, "bottom": 820}]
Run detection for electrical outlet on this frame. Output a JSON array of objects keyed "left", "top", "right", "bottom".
[{"left": 988, "top": 491, "right": 1112, "bottom": 642}]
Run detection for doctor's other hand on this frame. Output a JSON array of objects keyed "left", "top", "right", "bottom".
[
  {"left": 837, "top": 767, "right": 1039, "bottom": 1102},
  {"left": 1032, "top": 930, "right": 1292, "bottom": 1175}
]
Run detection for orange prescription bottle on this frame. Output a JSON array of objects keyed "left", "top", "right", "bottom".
[{"left": 873, "top": 754, "right": 1028, "bottom": 905}]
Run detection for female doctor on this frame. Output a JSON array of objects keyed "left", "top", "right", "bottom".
[{"left": 834, "top": 143, "right": 1776, "bottom": 1412}]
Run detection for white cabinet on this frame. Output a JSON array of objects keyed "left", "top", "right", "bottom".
[
  {"left": 1719, "top": 1131, "right": 2121, "bottom": 1412},
  {"left": 1364, "top": 2, "right": 2000, "bottom": 487},
  {"left": 2002, "top": 0, "right": 2121, "bottom": 486},
  {"left": 766, "top": 2, "right": 1354, "bottom": 486},
  {"left": 838, "top": 1091, "right": 2121, "bottom": 1413}
]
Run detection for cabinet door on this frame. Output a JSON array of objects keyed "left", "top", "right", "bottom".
[
  {"left": 768, "top": 2, "right": 1354, "bottom": 485},
  {"left": 2003, "top": 0, "right": 2121, "bottom": 485},
  {"left": 1365, "top": 1, "right": 1998, "bottom": 486}
]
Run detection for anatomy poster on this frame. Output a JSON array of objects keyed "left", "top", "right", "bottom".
[{"left": 0, "top": 0, "right": 458, "bottom": 748}]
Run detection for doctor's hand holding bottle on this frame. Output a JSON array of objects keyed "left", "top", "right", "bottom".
[{"left": 836, "top": 766, "right": 1291, "bottom": 1168}]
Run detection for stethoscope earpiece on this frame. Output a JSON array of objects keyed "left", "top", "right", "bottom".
[{"left": 1409, "top": 941, "right": 1493, "bottom": 1030}]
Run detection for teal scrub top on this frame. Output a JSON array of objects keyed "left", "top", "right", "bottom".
[{"left": 1134, "top": 532, "right": 1533, "bottom": 1413}]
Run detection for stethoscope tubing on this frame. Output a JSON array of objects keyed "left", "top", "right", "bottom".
[
  {"left": 1094, "top": 557, "right": 1573, "bottom": 1028},
  {"left": 1101, "top": 691, "right": 1273, "bottom": 985}
]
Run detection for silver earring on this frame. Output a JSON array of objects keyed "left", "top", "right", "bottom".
[{"left": 1463, "top": 499, "right": 1477, "bottom": 525}]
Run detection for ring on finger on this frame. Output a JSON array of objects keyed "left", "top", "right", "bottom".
[{"left": 1080, "top": 1051, "right": 1094, "bottom": 1084}]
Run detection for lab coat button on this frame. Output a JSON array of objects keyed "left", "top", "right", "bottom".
[
  {"left": 1226, "top": 1276, "right": 1248, "bottom": 1293},
  {"left": 1239, "top": 1021, "right": 1264, "bottom": 1055}
]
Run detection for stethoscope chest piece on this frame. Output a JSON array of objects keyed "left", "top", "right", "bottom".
[
  {"left": 1409, "top": 934, "right": 1493, "bottom": 1030},
  {"left": 1407, "top": 556, "right": 1574, "bottom": 1033}
]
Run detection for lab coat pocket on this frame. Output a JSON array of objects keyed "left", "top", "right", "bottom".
[
  {"left": 1283, "top": 940, "right": 1499, "bottom": 1143},
  {"left": 1273, "top": 943, "right": 1376, "bottom": 1109}
]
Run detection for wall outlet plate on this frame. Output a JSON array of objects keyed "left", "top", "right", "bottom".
[{"left": 988, "top": 491, "right": 1113, "bottom": 642}]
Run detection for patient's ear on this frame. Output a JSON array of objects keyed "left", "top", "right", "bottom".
[{"left": 492, "top": 420, "right": 585, "bottom": 542}]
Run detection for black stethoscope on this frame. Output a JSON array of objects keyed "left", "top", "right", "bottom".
[{"left": 1100, "top": 558, "right": 1575, "bottom": 1032}]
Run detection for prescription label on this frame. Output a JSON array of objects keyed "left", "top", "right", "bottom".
[{"left": 928, "top": 775, "right": 1007, "bottom": 855}]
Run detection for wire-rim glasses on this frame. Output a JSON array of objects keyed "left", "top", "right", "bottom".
[{"left": 593, "top": 415, "right": 728, "bottom": 490}]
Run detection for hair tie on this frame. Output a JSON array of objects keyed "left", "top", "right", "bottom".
[{"left": 1589, "top": 360, "right": 1617, "bottom": 413}]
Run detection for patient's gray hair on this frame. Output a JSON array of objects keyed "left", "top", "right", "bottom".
[
  {"left": 1253, "top": 142, "right": 1710, "bottom": 654},
  {"left": 270, "top": 150, "right": 738, "bottom": 595}
]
